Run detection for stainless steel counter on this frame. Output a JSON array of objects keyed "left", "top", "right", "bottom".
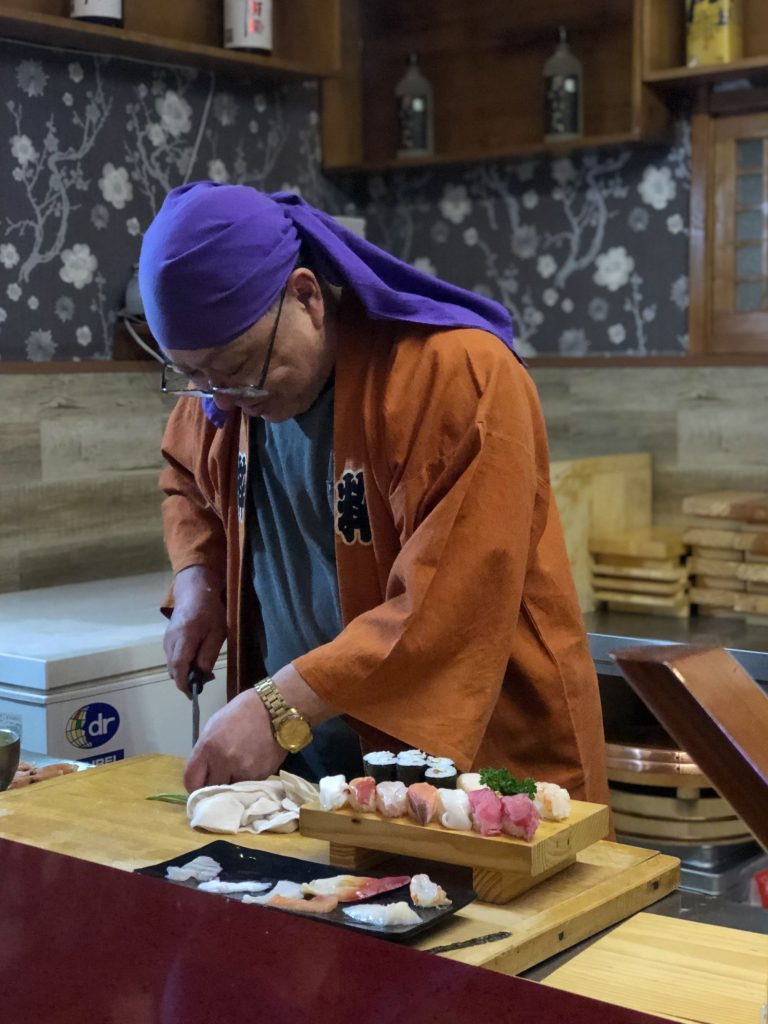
[{"left": 585, "top": 609, "right": 768, "bottom": 686}]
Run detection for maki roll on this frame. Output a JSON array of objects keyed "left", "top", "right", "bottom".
[
  {"left": 424, "top": 764, "right": 457, "bottom": 789},
  {"left": 395, "top": 749, "right": 427, "bottom": 786},
  {"left": 362, "top": 750, "right": 397, "bottom": 783}
]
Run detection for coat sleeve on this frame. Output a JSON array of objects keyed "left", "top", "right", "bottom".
[
  {"left": 294, "top": 336, "right": 552, "bottom": 768},
  {"left": 159, "top": 400, "right": 229, "bottom": 580}
]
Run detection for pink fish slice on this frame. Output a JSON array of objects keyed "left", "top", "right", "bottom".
[
  {"left": 406, "top": 782, "right": 440, "bottom": 825},
  {"left": 302, "top": 874, "right": 411, "bottom": 903}
]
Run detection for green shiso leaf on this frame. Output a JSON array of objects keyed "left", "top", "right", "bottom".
[
  {"left": 478, "top": 768, "right": 536, "bottom": 800},
  {"left": 146, "top": 793, "right": 188, "bottom": 805}
]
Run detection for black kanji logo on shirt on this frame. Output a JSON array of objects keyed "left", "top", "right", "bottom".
[
  {"left": 236, "top": 451, "right": 247, "bottom": 523},
  {"left": 335, "top": 469, "right": 372, "bottom": 546}
]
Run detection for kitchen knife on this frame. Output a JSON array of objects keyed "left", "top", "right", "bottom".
[{"left": 188, "top": 664, "right": 206, "bottom": 747}]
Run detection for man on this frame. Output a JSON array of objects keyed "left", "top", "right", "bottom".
[{"left": 139, "top": 181, "right": 609, "bottom": 803}]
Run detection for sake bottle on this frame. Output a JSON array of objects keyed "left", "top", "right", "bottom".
[
  {"left": 395, "top": 53, "right": 434, "bottom": 159},
  {"left": 544, "top": 26, "right": 583, "bottom": 143},
  {"left": 223, "top": 0, "right": 273, "bottom": 55},
  {"left": 69, "top": 0, "right": 123, "bottom": 27}
]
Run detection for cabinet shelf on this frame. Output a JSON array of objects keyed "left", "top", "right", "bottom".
[
  {"left": 0, "top": 4, "right": 341, "bottom": 80},
  {"left": 326, "top": 130, "right": 649, "bottom": 175},
  {"left": 645, "top": 55, "right": 768, "bottom": 91}
]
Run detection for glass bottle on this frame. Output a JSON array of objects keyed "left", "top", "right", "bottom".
[
  {"left": 395, "top": 53, "right": 434, "bottom": 159},
  {"left": 544, "top": 26, "right": 583, "bottom": 143},
  {"left": 223, "top": 0, "right": 273, "bottom": 55},
  {"left": 69, "top": 0, "right": 123, "bottom": 28}
]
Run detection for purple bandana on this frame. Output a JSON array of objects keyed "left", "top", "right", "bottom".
[{"left": 139, "top": 182, "right": 516, "bottom": 424}]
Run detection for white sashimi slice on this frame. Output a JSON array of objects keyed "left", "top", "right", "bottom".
[
  {"left": 319, "top": 774, "right": 349, "bottom": 811},
  {"left": 437, "top": 788, "right": 472, "bottom": 830},
  {"left": 342, "top": 901, "right": 421, "bottom": 927},
  {"left": 166, "top": 855, "right": 222, "bottom": 882},
  {"left": 197, "top": 879, "right": 273, "bottom": 894},
  {"left": 456, "top": 772, "right": 485, "bottom": 793},
  {"left": 410, "top": 873, "right": 451, "bottom": 908},
  {"left": 242, "top": 880, "right": 304, "bottom": 904}
]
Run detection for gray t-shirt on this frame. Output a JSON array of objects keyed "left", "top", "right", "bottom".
[{"left": 247, "top": 382, "right": 362, "bottom": 781}]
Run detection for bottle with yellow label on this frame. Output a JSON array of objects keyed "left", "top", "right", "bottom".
[{"left": 686, "top": 0, "right": 742, "bottom": 68}]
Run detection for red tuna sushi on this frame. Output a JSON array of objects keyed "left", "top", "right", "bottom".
[
  {"left": 501, "top": 794, "right": 540, "bottom": 841},
  {"left": 468, "top": 788, "right": 503, "bottom": 836}
]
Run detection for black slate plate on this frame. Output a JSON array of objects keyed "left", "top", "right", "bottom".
[{"left": 136, "top": 840, "right": 475, "bottom": 942}]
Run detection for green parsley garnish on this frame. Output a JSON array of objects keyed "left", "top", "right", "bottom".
[{"left": 478, "top": 768, "right": 536, "bottom": 800}]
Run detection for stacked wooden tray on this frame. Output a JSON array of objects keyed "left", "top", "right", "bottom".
[
  {"left": 683, "top": 490, "right": 768, "bottom": 623},
  {"left": 606, "top": 736, "right": 750, "bottom": 845},
  {"left": 590, "top": 527, "right": 689, "bottom": 618}
]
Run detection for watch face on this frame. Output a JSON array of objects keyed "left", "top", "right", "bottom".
[{"left": 276, "top": 714, "right": 312, "bottom": 753}]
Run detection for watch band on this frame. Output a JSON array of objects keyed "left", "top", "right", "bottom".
[{"left": 254, "top": 676, "right": 293, "bottom": 725}]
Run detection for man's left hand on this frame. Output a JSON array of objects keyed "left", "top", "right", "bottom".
[{"left": 183, "top": 688, "right": 285, "bottom": 792}]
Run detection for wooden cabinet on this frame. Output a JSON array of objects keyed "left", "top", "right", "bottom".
[
  {"left": 0, "top": 2, "right": 342, "bottom": 79},
  {"left": 643, "top": 0, "right": 768, "bottom": 90},
  {"left": 321, "top": 0, "right": 672, "bottom": 172}
]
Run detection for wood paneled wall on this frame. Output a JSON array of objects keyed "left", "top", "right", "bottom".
[
  {"left": 0, "top": 372, "right": 170, "bottom": 594},
  {"left": 531, "top": 364, "right": 768, "bottom": 526},
  {"left": 1, "top": 364, "right": 768, "bottom": 594}
]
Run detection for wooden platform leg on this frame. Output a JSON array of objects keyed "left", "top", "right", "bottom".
[
  {"left": 328, "top": 842, "right": 388, "bottom": 871},
  {"left": 473, "top": 856, "right": 577, "bottom": 904}
]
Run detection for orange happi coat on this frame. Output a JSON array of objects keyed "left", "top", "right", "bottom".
[{"left": 160, "top": 299, "right": 609, "bottom": 802}]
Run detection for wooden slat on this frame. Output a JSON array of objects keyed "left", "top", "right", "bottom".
[{"left": 543, "top": 912, "right": 768, "bottom": 1024}]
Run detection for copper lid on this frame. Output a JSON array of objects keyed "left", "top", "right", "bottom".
[{"left": 611, "top": 644, "right": 768, "bottom": 852}]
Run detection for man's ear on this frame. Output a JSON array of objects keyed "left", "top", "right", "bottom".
[{"left": 290, "top": 268, "right": 324, "bottom": 327}]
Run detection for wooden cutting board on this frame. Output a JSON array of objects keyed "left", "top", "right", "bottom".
[
  {"left": 0, "top": 754, "right": 679, "bottom": 977},
  {"left": 543, "top": 912, "right": 768, "bottom": 1024}
]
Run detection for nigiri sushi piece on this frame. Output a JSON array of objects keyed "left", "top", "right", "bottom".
[
  {"left": 501, "top": 794, "right": 540, "bottom": 841},
  {"left": 468, "top": 788, "right": 503, "bottom": 836},
  {"left": 406, "top": 781, "right": 440, "bottom": 825},
  {"left": 197, "top": 879, "right": 272, "bottom": 894},
  {"left": 534, "top": 781, "right": 571, "bottom": 821},
  {"left": 342, "top": 901, "right": 421, "bottom": 927},
  {"left": 456, "top": 772, "right": 485, "bottom": 793},
  {"left": 347, "top": 776, "right": 377, "bottom": 813},
  {"left": 375, "top": 780, "right": 408, "bottom": 818},
  {"left": 165, "top": 855, "right": 222, "bottom": 882},
  {"left": 301, "top": 874, "right": 410, "bottom": 902},
  {"left": 410, "top": 873, "right": 451, "bottom": 908},
  {"left": 319, "top": 774, "right": 349, "bottom": 811},
  {"left": 437, "top": 788, "right": 472, "bottom": 831},
  {"left": 267, "top": 894, "right": 339, "bottom": 914},
  {"left": 242, "top": 880, "right": 304, "bottom": 904}
]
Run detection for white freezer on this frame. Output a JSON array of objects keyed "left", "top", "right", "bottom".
[{"left": 0, "top": 573, "right": 227, "bottom": 763}]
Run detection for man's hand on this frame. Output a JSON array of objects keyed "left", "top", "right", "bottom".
[
  {"left": 183, "top": 688, "right": 285, "bottom": 792},
  {"left": 164, "top": 564, "right": 227, "bottom": 695}
]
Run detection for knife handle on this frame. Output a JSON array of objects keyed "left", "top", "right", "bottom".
[{"left": 187, "top": 664, "right": 206, "bottom": 697}]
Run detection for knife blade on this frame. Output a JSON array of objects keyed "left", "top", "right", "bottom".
[{"left": 188, "top": 664, "right": 206, "bottom": 747}]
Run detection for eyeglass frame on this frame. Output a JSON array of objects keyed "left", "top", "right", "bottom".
[{"left": 120, "top": 282, "right": 288, "bottom": 400}]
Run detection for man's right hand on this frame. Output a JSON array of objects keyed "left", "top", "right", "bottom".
[{"left": 164, "top": 564, "right": 227, "bottom": 696}]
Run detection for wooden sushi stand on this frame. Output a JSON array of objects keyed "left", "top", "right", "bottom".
[{"left": 0, "top": 643, "right": 766, "bottom": 1023}]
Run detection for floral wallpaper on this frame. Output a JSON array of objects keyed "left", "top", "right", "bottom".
[
  {"left": 354, "top": 121, "right": 691, "bottom": 357},
  {"left": 0, "top": 39, "right": 349, "bottom": 363},
  {"left": 1, "top": 37, "right": 691, "bottom": 362}
]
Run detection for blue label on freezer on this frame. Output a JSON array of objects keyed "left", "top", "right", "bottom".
[
  {"left": 79, "top": 749, "right": 124, "bottom": 766},
  {"left": 65, "top": 702, "right": 120, "bottom": 749}
]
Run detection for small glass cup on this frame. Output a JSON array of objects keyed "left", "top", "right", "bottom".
[{"left": 0, "top": 727, "right": 21, "bottom": 792}]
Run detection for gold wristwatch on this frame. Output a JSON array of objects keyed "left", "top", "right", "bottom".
[{"left": 254, "top": 677, "right": 313, "bottom": 754}]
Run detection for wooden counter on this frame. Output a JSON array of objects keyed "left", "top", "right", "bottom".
[{"left": 0, "top": 753, "right": 678, "bottom": 979}]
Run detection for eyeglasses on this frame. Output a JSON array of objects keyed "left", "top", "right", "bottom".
[{"left": 121, "top": 283, "right": 287, "bottom": 400}]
